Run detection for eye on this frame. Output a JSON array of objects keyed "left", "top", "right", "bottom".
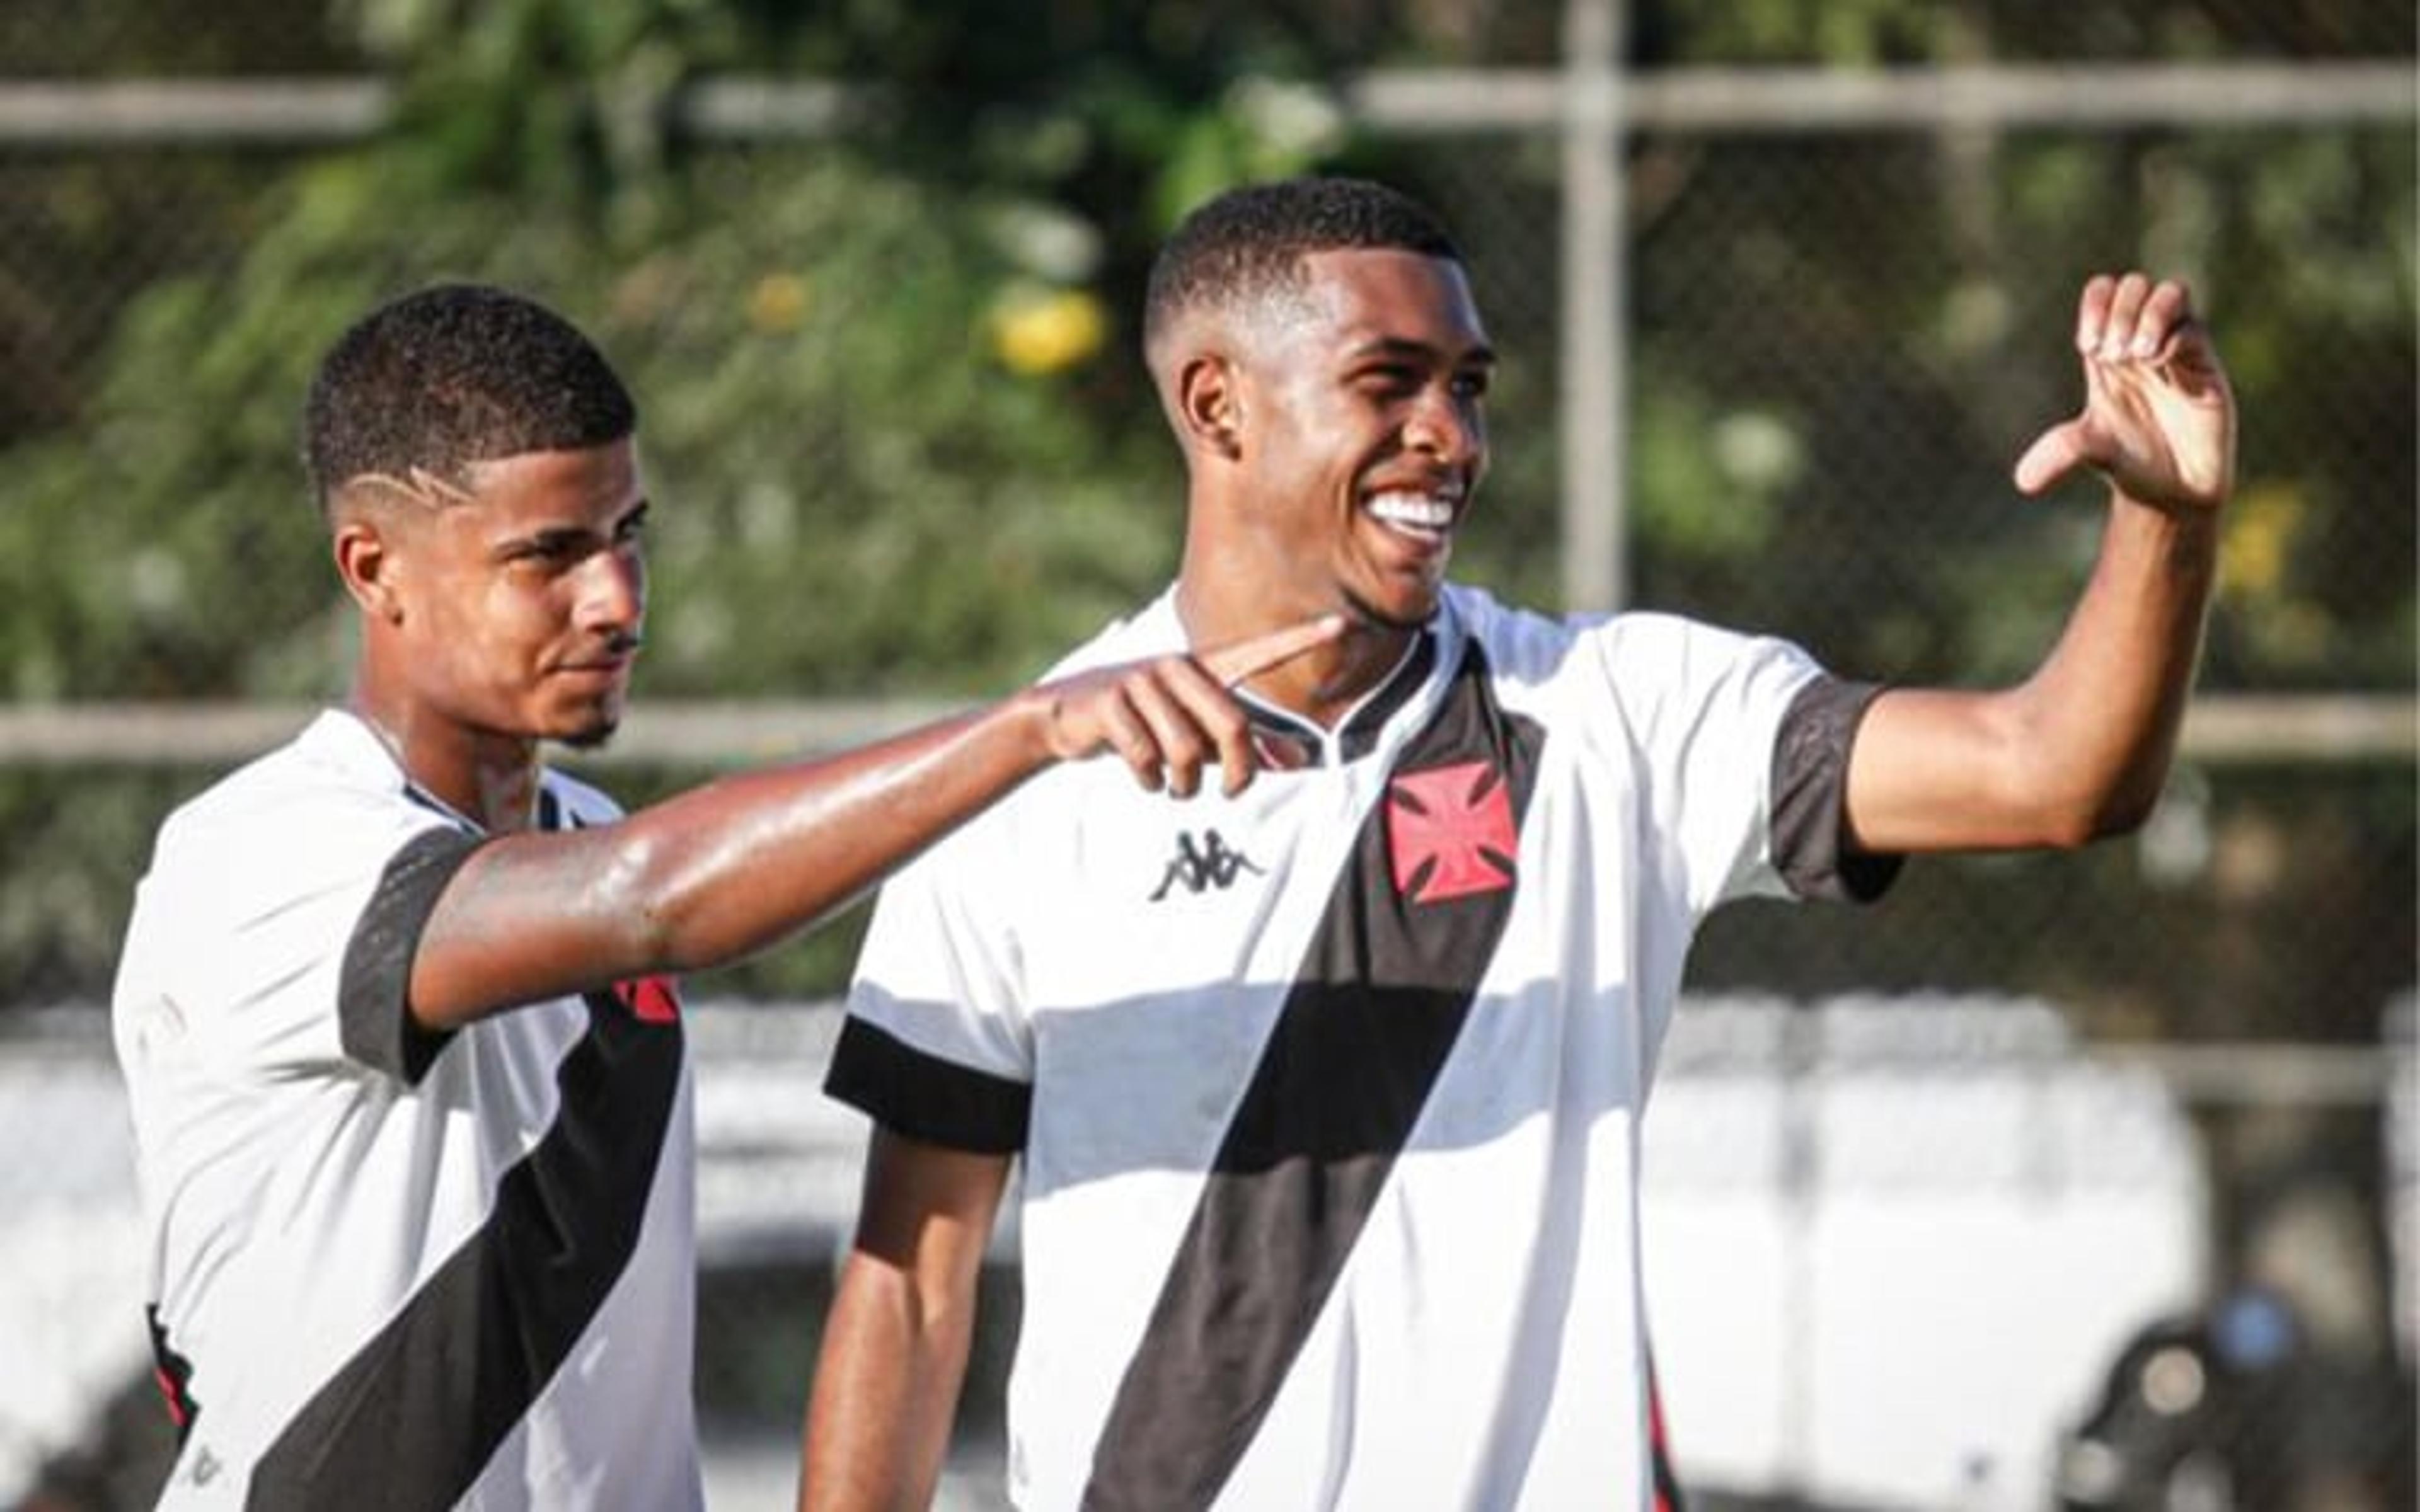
[
  {"left": 1452, "top": 369, "right": 1492, "bottom": 400},
  {"left": 500, "top": 533, "right": 585, "bottom": 571},
  {"left": 1354, "top": 365, "right": 1420, "bottom": 398},
  {"left": 613, "top": 505, "right": 650, "bottom": 546}
]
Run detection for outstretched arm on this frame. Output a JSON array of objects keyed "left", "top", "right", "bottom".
[
  {"left": 800, "top": 1131, "right": 1011, "bottom": 1512},
  {"left": 1845, "top": 272, "right": 2237, "bottom": 854},
  {"left": 406, "top": 616, "right": 1344, "bottom": 1028}
]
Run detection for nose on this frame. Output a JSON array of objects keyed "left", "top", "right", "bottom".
[
  {"left": 577, "top": 541, "right": 646, "bottom": 640},
  {"left": 1405, "top": 382, "right": 1483, "bottom": 466}
]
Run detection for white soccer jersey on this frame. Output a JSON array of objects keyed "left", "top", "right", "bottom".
[
  {"left": 112, "top": 710, "right": 700, "bottom": 1511},
  {"left": 830, "top": 582, "right": 1893, "bottom": 1512}
]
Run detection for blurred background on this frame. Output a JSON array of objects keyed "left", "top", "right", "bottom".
[{"left": 1, "top": 2, "right": 2411, "bottom": 1509}]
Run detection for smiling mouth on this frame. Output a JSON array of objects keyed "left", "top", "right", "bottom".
[
  {"left": 1363, "top": 487, "right": 1461, "bottom": 547},
  {"left": 554, "top": 657, "right": 634, "bottom": 684}
]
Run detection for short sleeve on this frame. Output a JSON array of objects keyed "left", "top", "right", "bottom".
[
  {"left": 1769, "top": 675, "right": 1903, "bottom": 903},
  {"left": 1592, "top": 614, "right": 1830, "bottom": 917},
  {"left": 128, "top": 790, "right": 481, "bottom": 1086},
  {"left": 827, "top": 819, "right": 1036, "bottom": 1154},
  {"left": 335, "top": 825, "right": 485, "bottom": 1080}
]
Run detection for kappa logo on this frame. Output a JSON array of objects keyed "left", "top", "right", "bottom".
[
  {"left": 612, "top": 973, "right": 682, "bottom": 1024},
  {"left": 1387, "top": 760, "right": 1519, "bottom": 904},
  {"left": 1150, "top": 829, "right": 1264, "bottom": 900}
]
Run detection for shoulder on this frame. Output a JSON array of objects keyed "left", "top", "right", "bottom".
[
  {"left": 146, "top": 712, "right": 456, "bottom": 898},
  {"left": 1441, "top": 585, "right": 1741, "bottom": 684},
  {"left": 1033, "top": 590, "right": 1185, "bottom": 680},
  {"left": 1590, "top": 608, "right": 1760, "bottom": 665},
  {"left": 1441, "top": 587, "right": 1822, "bottom": 734},
  {"left": 1589, "top": 610, "right": 1820, "bottom": 694},
  {"left": 154, "top": 714, "right": 405, "bottom": 847},
  {"left": 1437, "top": 582, "right": 1640, "bottom": 694}
]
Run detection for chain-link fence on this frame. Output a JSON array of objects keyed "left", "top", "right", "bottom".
[{"left": 3, "top": 3, "right": 2412, "bottom": 1508}]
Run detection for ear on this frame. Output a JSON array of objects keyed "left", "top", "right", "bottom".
[
  {"left": 1174, "top": 355, "right": 1245, "bottom": 462},
  {"left": 332, "top": 513, "right": 405, "bottom": 624}
]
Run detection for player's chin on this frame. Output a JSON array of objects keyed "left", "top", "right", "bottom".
[
  {"left": 1343, "top": 580, "right": 1444, "bottom": 633},
  {"left": 546, "top": 697, "right": 626, "bottom": 751},
  {"left": 556, "top": 718, "right": 621, "bottom": 752}
]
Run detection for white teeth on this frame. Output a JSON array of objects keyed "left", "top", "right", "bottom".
[{"left": 1366, "top": 492, "right": 1457, "bottom": 533}]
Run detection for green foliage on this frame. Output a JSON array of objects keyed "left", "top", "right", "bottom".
[
  {"left": 0, "top": 0, "right": 2411, "bottom": 1006},
  {"left": 0, "top": 0, "right": 1399, "bottom": 1000}
]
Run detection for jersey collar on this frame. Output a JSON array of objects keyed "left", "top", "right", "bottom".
[
  {"left": 1126, "top": 586, "right": 1468, "bottom": 769},
  {"left": 306, "top": 708, "right": 567, "bottom": 834}
]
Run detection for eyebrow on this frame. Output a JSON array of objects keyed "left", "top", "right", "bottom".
[
  {"left": 492, "top": 500, "right": 649, "bottom": 559},
  {"left": 1342, "top": 335, "right": 1498, "bottom": 369}
]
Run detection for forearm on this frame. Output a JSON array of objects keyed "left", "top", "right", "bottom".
[
  {"left": 800, "top": 1253, "right": 976, "bottom": 1512},
  {"left": 409, "top": 691, "right": 1054, "bottom": 1023},
  {"left": 410, "top": 619, "right": 1337, "bottom": 1026},
  {"left": 2002, "top": 487, "right": 2218, "bottom": 836},
  {"left": 1848, "top": 490, "right": 2218, "bottom": 854},
  {"left": 802, "top": 1135, "right": 1005, "bottom": 1512},
  {"left": 614, "top": 690, "right": 1056, "bottom": 968}
]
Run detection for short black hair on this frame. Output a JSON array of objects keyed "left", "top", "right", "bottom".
[
  {"left": 302, "top": 283, "right": 636, "bottom": 518},
  {"left": 1143, "top": 176, "right": 1463, "bottom": 360}
]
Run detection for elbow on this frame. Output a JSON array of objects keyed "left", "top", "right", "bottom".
[
  {"left": 2080, "top": 758, "right": 2173, "bottom": 844},
  {"left": 1991, "top": 708, "right": 2171, "bottom": 849},
  {"left": 2027, "top": 781, "right": 2159, "bottom": 851},
  {"left": 2089, "top": 783, "right": 2162, "bottom": 841},
  {"left": 2026, "top": 808, "right": 2103, "bottom": 852}
]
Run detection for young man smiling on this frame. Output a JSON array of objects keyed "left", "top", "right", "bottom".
[
  {"left": 110, "top": 283, "right": 1335, "bottom": 1509},
  {"left": 802, "top": 177, "right": 2235, "bottom": 1510}
]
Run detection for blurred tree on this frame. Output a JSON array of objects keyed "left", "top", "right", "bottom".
[
  {"left": 0, "top": 0, "right": 2407, "bottom": 1019},
  {"left": 1620, "top": 0, "right": 2416, "bottom": 1425},
  {"left": 0, "top": 0, "right": 1446, "bottom": 1003}
]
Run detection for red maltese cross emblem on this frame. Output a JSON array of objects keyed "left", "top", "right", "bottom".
[{"left": 1386, "top": 760, "right": 1519, "bottom": 905}]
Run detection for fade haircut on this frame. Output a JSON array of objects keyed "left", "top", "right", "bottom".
[
  {"left": 1143, "top": 176, "right": 1463, "bottom": 365},
  {"left": 303, "top": 283, "right": 636, "bottom": 519}
]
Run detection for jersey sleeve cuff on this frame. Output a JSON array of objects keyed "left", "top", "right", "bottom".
[
  {"left": 1770, "top": 675, "right": 1903, "bottom": 904},
  {"left": 825, "top": 1017, "right": 1031, "bottom": 1155},
  {"left": 338, "top": 825, "right": 485, "bottom": 1084}
]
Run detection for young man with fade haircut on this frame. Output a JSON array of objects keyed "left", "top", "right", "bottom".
[
  {"left": 110, "top": 282, "right": 1339, "bottom": 1509},
  {"left": 801, "top": 176, "right": 2235, "bottom": 1511}
]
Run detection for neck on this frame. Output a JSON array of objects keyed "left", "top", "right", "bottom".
[
  {"left": 1173, "top": 570, "right": 1422, "bottom": 731},
  {"left": 346, "top": 682, "right": 541, "bottom": 833}
]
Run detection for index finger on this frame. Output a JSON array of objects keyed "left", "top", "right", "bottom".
[{"left": 1196, "top": 613, "right": 1349, "bottom": 687}]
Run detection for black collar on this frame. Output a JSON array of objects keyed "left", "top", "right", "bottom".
[{"left": 1238, "top": 631, "right": 1437, "bottom": 767}]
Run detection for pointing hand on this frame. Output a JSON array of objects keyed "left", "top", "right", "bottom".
[{"left": 1033, "top": 615, "right": 1347, "bottom": 798}]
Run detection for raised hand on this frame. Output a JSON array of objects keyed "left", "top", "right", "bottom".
[
  {"left": 2013, "top": 272, "right": 2237, "bottom": 514},
  {"left": 1033, "top": 614, "right": 1347, "bottom": 798}
]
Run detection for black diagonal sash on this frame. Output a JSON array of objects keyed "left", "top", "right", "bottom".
[
  {"left": 1083, "top": 641, "right": 1545, "bottom": 1511},
  {"left": 247, "top": 796, "right": 686, "bottom": 1509}
]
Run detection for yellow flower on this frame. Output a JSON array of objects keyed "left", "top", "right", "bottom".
[
  {"left": 747, "top": 273, "right": 811, "bottom": 335},
  {"left": 992, "top": 287, "right": 1107, "bottom": 376},
  {"left": 2218, "top": 483, "right": 2302, "bottom": 600}
]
